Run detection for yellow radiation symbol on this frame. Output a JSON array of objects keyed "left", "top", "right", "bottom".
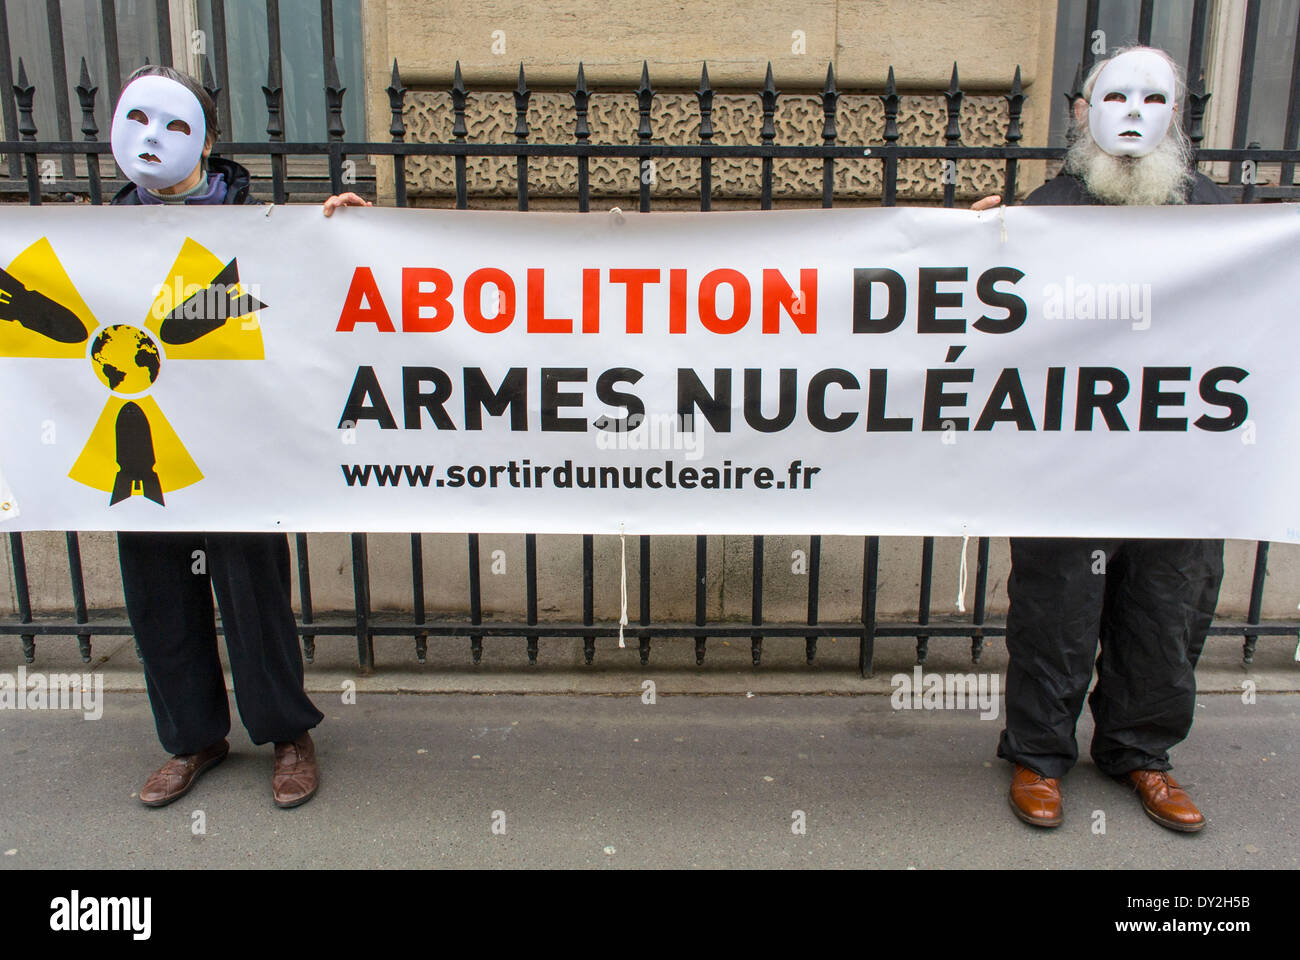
[{"left": 0, "top": 237, "right": 267, "bottom": 506}]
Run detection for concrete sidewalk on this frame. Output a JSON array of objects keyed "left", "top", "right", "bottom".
[{"left": 0, "top": 688, "right": 1295, "bottom": 869}]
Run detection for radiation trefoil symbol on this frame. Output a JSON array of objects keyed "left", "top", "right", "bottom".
[{"left": 0, "top": 238, "right": 266, "bottom": 506}]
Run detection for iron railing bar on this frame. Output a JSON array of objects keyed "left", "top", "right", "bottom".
[
  {"left": 7, "top": 140, "right": 1298, "bottom": 163},
  {"left": 265, "top": 0, "right": 287, "bottom": 203},
  {"left": 514, "top": 62, "right": 529, "bottom": 211},
  {"left": 6, "top": 617, "right": 1299, "bottom": 640},
  {"left": 694, "top": 534, "right": 707, "bottom": 664},
  {"left": 525, "top": 533, "right": 538, "bottom": 664},
  {"left": 467, "top": 533, "right": 482, "bottom": 662},
  {"left": 209, "top": 0, "right": 231, "bottom": 135},
  {"left": 916, "top": 536, "right": 934, "bottom": 664},
  {"left": 411, "top": 532, "right": 427, "bottom": 662},
  {"left": 350, "top": 531, "right": 373, "bottom": 671},
  {"left": 751, "top": 535, "right": 763, "bottom": 665},
  {"left": 1243, "top": 541, "right": 1268, "bottom": 665},
  {"left": 1138, "top": 0, "right": 1155, "bottom": 45},
  {"left": 582, "top": 533, "right": 594, "bottom": 664},
  {"left": 1229, "top": 0, "right": 1262, "bottom": 185},
  {"left": 942, "top": 63, "right": 961, "bottom": 208},
  {"left": 821, "top": 63, "right": 837, "bottom": 208},
  {"left": 697, "top": 62, "right": 712, "bottom": 211},
  {"left": 1281, "top": 3, "right": 1300, "bottom": 186},
  {"left": 44, "top": 0, "right": 75, "bottom": 179},
  {"left": 64, "top": 532, "right": 91, "bottom": 662},
  {"left": 8, "top": 532, "right": 35, "bottom": 662},
  {"left": 320, "top": 0, "right": 336, "bottom": 73},
  {"left": 76, "top": 59, "right": 102, "bottom": 204},
  {"left": 860, "top": 536, "right": 879, "bottom": 676},
  {"left": 806, "top": 534, "right": 821, "bottom": 664},
  {"left": 1187, "top": 0, "right": 1211, "bottom": 149},
  {"left": 636, "top": 61, "right": 652, "bottom": 213},
  {"left": 99, "top": 0, "right": 121, "bottom": 110},
  {"left": 760, "top": 62, "right": 775, "bottom": 210},
  {"left": 325, "top": 55, "right": 345, "bottom": 194},
  {"left": 1081, "top": 0, "right": 1101, "bottom": 79},
  {"left": 295, "top": 533, "right": 316, "bottom": 662},
  {"left": 573, "top": 62, "right": 589, "bottom": 213},
  {"left": 880, "top": 66, "right": 898, "bottom": 206},
  {"left": 971, "top": 536, "right": 989, "bottom": 663},
  {"left": 14, "top": 59, "right": 40, "bottom": 204},
  {"left": 388, "top": 59, "right": 407, "bottom": 208},
  {"left": 153, "top": 0, "right": 172, "bottom": 65},
  {"left": 0, "top": 0, "right": 19, "bottom": 178},
  {"left": 452, "top": 61, "right": 467, "bottom": 208},
  {"left": 638, "top": 534, "right": 650, "bottom": 665}
]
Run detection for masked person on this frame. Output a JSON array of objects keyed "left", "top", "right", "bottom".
[
  {"left": 992, "top": 47, "right": 1226, "bottom": 832},
  {"left": 110, "top": 65, "right": 323, "bottom": 808}
]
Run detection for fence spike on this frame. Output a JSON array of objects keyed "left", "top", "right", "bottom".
[
  {"left": 881, "top": 65, "right": 899, "bottom": 143},
  {"left": 262, "top": 53, "right": 283, "bottom": 140},
  {"left": 76, "top": 58, "right": 99, "bottom": 140},
  {"left": 572, "top": 62, "right": 590, "bottom": 141},
  {"left": 451, "top": 61, "right": 468, "bottom": 140},
  {"left": 201, "top": 57, "right": 221, "bottom": 108},
  {"left": 1065, "top": 60, "right": 1084, "bottom": 108},
  {"left": 821, "top": 62, "right": 838, "bottom": 142},
  {"left": 1004, "top": 65, "right": 1024, "bottom": 144},
  {"left": 513, "top": 62, "right": 530, "bottom": 141},
  {"left": 944, "top": 62, "right": 964, "bottom": 145},
  {"left": 14, "top": 59, "right": 36, "bottom": 139},
  {"left": 325, "top": 56, "right": 345, "bottom": 140},
  {"left": 696, "top": 62, "right": 714, "bottom": 141},
  {"left": 636, "top": 61, "right": 654, "bottom": 142},
  {"left": 760, "top": 62, "right": 778, "bottom": 143},
  {"left": 387, "top": 59, "right": 406, "bottom": 140}
]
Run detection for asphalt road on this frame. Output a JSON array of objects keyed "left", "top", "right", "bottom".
[{"left": 0, "top": 690, "right": 1295, "bottom": 869}]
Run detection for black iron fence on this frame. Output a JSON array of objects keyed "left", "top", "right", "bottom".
[{"left": 2, "top": 0, "right": 1299, "bottom": 675}]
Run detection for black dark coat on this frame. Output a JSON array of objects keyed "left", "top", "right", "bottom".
[{"left": 1023, "top": 168, "right": 1229, "bottom": 206}]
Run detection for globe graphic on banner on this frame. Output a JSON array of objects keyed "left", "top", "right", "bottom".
[{"left": 89, "top": 324, "right": 161, "bottom": 394}]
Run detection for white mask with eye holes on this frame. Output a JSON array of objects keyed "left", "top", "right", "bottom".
[
  {"left": 1087, "top": 50, "right": 1177, "bottom": 158},
  {"left": 110, "top": 75, "right": 207, "bottom": 190}
]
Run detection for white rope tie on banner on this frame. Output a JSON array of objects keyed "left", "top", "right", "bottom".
[
  {"left": 618, "top": 522, "right": 629, "bottom": 648},
  {"left": 998, "top": 204, "right": 1007, "bottom": 244},
  {"left": 955, "top": 528, "right": 970, "bottom": 614}
]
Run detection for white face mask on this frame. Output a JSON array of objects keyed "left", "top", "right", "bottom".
[
  {"left": 1087, "top": 50, "right": 1177, "bottom": 158},
  {"left": 110, "top": 75, "right": 207, "bottom": 191}
]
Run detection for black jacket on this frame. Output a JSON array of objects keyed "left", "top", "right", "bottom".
[
  {"left": 1024, "top": 168, "right": 1229, "bottom": 206},
  {"left": 111, "top": 156, "right": 257, "bottom": 205}
]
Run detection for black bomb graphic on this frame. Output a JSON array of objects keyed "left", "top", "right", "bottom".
[{"left": 0, "top": 237, "right": 266, "bottom": 505}]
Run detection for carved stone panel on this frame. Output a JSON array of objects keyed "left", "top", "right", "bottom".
[{"left": 400, "top": 89, "right": 1025, "bottom": 204}]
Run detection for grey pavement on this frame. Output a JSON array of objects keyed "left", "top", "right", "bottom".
[{"left": 0, "top": 686, "right": 1295, "bottom": 869}]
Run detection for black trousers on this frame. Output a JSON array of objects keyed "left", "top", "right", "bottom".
[
  {"left": 996, "top": 537, "right": 1223, "bottom": 780},
  {"left": 117, "top": 531, "right": 323, "bottom": 756}
]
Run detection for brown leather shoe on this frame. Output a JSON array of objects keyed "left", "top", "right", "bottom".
[
  {"left": 1128, "top": 769, "right": 1204, "bottom": 833},
  {"left": 272, "top": 732, "right": 319, "bottom": 809},
  {"left": 138, "top": 739, "right": 229, "bottom": 807},
  {"left": 1008, "top": 763, "right": 1063, "bottom": 827}
]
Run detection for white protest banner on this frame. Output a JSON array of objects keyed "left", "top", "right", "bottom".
[{"left": 0, "top": 203, "right": 1297, "bottom": 539}]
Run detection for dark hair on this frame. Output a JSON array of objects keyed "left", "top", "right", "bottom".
[{"left": 120, "top": 64, "right": 219, "bottom": 144}]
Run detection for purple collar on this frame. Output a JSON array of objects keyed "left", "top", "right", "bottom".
[{"left": 137, "top": 172, "right": 229, "bottom": 205}]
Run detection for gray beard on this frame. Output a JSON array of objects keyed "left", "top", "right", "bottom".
[{"left": 1063, "top": 132, "right": 1193, "bottom": 205}]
